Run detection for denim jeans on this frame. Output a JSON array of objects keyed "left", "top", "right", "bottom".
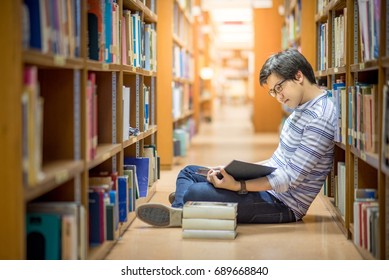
[{"left": 172, "top": 165, "right": 296, "bottom": 224}]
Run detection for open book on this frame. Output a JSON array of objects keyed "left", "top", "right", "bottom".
[{"left": 196, "top": 160, "right": 276, "bottom": 181}]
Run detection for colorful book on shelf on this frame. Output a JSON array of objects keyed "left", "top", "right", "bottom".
[
  {"left": 26, "top": 212, "right": 62, "bottom": 260},
  {"left": 143, "top": 144, "right": 158, "bottom": 185},
  {"left": 123, "top": 9, "right": 134, "bottom": 66},
  {"left": 123, "top": 164, "right": 140, "bottom": 201},
  {"left": 124, "top": 157, "right": 150, "bottom": 198},
  {"left": 182, "top": 218, "right": 237, "bottom": 231},
  {"left": 88, "top": 189, "right": 105, "bottom": 245},
  {"left": 183, "top": 201, "right": 238, "bottom": 220},
  {"left": 104, "top": 0, "right": 113, "bottom": 63},
  {"left": 117, "top": 175, "right": 129, "bottom": 222},
  {"left": 182, "top": 229, "right": 237, "bottom": 240},
  {"left": 87, "top": 0, "right": 104, "bottom": 61}
]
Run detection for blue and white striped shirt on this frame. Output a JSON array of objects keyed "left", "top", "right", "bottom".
[{"left": 266, "top": 92, "right": 336, "bottom": 220}]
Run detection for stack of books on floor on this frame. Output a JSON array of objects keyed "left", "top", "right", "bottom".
[{"left": 182, "top": 201, "right": 238, "bottom": 240}]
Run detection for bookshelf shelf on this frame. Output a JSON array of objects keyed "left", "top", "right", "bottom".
[
  {"left": 24, "top": 160, "right": 84, "bottom": 202},
  {"left": 87, "top": 144, "right": 122, "bottom": 170},
  {"left": 350, "top": 61, "right": 380, "bottom": 72},
  {"left": 327, "top": 66, "right": 347, "bottom": 75},
  {"left": 350, "top": 147, "right": 379, "bottom": 170},
  {"left": 23, "top": 50, "right": 84, "bottom": 69}
]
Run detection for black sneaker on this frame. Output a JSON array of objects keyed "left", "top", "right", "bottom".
[
  {"left": 136, "top": 203, "right": 182, "bottom": 227},
  {"left": 168, "top": 192, "right": 175, "bottom": 204}
]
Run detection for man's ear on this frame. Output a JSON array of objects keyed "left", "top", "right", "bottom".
[{"left": 295, "top": 70, "right": 304, "bottom": 83}]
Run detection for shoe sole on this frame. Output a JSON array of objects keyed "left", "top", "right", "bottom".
[{"left": 136, "top": 203, "right": 182, "bottom": 227}]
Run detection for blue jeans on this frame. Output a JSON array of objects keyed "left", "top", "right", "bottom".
[{"left": 172, "top": 165, "right": 296, "bottom": 224}]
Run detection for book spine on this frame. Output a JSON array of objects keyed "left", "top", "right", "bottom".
[
  {"left": 182, "top": 218, "right": 236, "bottom": 231},
  {"left": 182, "top": 229, "right": 237, "bottom": 240}
]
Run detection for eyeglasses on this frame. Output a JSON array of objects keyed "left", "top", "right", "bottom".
[{"left": 268, "top": 79, "right": 287, "bottom": 97}]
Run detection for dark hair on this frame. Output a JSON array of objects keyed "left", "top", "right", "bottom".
[{"left": 259, "top": 49, "right": 316, "bottom": 86}]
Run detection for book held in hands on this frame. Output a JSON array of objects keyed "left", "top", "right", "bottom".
[{"left": 195, "top": 160, "right": 276, "bottom": 181}]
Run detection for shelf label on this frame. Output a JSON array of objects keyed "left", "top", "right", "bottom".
[
  {"left": 360, "top": 151, "right": 366, "bottom": 161},
  {"left": 55, "top": 170, "right": 69, "bottom": 184},
  {"left": 359, "top": 63, "right": 365, "bottom": 70},
  {"left": 334, "top": 68, "right": 338, "bottom": 73},
  {"left": 102, "top": 63, "right": 109, "bottom": 70},
  {"left": 54, "top": 55, "right": 66, "bottom": 66}
]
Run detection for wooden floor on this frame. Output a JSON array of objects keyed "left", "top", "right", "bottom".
[{"left": 105, "top": 101, "right": 362, "bottom": 260}]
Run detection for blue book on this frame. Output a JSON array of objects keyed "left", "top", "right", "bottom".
[
  {"left": 26, "top": 213, "right": 61, "bottom": 259},
  {"left": 104, "top": 0, "right": 113, "bottom": 63},
  {"left": 73, "top": 0, "right": 81, "bottom": 57},
  {"left": 24, "top": 0, "right": 42, "bottom": 50},
  {"left": 105, "top": 204, "right": 115, "bottom": 241},
  {"left": 88, "top": 190, "right": 105, "bottom": 245},
  {"left": 88, "top": 13, "right": 99, "bottom": 60},
  {"left": 124, "top": 157, "right": 149, "bottom": 198},
  {"left": 109, "top": 190, "right": 119, "bottom": 230},
  {"left": 118, "top": 176, "right": 129, "bottom": 222}
]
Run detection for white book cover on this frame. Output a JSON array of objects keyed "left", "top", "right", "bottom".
[
  {"left": 122, "top": 86, "right": 130, "bottom": 140},
  {"left": 183, "top": 201, "right": 238, "bottom": 220}
]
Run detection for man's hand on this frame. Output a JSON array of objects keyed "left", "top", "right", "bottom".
[{"left": 207, "top": 168, "right": 240, "bottom": 192}]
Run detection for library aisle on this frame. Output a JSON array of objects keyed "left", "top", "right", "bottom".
[{"left": 105, "top": 101, "right": 362, "bottom": 260}]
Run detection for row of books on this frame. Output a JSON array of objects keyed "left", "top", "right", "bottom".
[
  {"left": 358, "top": 0, "right": 381, "bottom": 62},
  {"left": 22, "top": 66, "right": 44, "bottom": 186},
  {"left": 334, "top": 161, "right": 346, "bottom": 218},
  {"left": 22, "top": 64, "right": 153, "bottom": 184},
  {"left": 182, "top": 201, "right": 238, "bottom": 240},
  {"left": 122, "top": 10, "right": 157, "bottom": 71},
  {"left": 23, "top": 0, "right": 82, "bottom": 57},
  {"left": 173, "top": 44, "right": 194, "bottom": 80},
  {"left": 23, "top": 0, "right": 158, "bottom": 69},
  {"left": 173, "top": 0, "right": 192, "bottom": 43},
  {"left": 87, "top": 0, "right": 120, "bottom": 63},
  {"left": 317, "top": 10, "right": 346, "bottom": 71},
  {"left": 88, "top": 152, "right": 160, "bottom": 245},
  {"left": 316, "top": 0, "right": 381, "bottom": 71},
  {"left": 330, "top": 81, "right": 379, "bottom": 154},
  {"left": 122, "top": 84, "right": 151, "bottom": 141},
  {"left": 172, "top": 81, "right": 193, "bottom": 120},
  {"left": 353, "top": 189, "right": 379, "bottom": 258},
  {"left": 25, "top": 149, "right": 160, "bottom": 259},
  {"left": 26, "top": 202, "right": 86, "bottom": 260}
]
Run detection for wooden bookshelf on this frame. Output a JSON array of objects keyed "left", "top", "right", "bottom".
[
  {"left": 252, "top": 0, "right": 284, "bottom": 132},
  {"left": 0, "top": 0, "right": 159, "bottom": 260},
  {"left": 157, "top": 0, "right": 195, "bottom": 169},
  {"left": 314, "top": 0, "right": 388, "bottom": 259}
]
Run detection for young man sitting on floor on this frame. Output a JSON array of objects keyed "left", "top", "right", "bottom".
[{"left": 136, "top": 48, "right": 336, "bottom": 227}]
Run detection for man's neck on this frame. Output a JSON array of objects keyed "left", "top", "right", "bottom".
[{"left": 302, "top": 83, "right": 323, "bottom": 104}]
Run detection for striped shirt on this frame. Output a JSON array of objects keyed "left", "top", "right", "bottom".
[{"left": 266, "top": 91, "right": 336, "bottom": 220}]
